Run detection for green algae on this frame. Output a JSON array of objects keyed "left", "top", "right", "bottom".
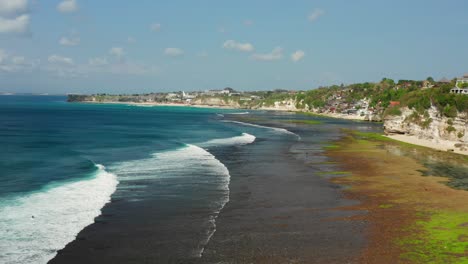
[
  {"left": 399, "top": 211, "right": 468, "bottom": 263},
  {"left": 324, "top": 144, "right": 340, "bottom": 150},
  {"left": 314, "top": 161, "right": 338, "bottom": 165},
  {"left": 328, "top": 129, "right": 468, "bottom": 263},
  {"left": 285, "top": 119, "right": 322, "bottom": 125},
  {"left": 378, "top": 204, "right": 395, "bottom": 209}
]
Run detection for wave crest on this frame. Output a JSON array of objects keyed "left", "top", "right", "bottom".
[
  {"left": 200, "top": 133, "right": 256, "bottom": 148},
  {"left": 0, "top": 164, "right": 118, "bottom": 264}
]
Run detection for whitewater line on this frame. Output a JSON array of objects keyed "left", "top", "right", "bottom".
[
  {"left": 222, "top": 120, "right": 301, "bottom": 140},
  {"left": 0, "top": 164, "right": 118, "bottom": 264}
]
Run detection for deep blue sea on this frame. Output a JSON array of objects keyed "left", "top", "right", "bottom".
[{"left": 0, "top": 96, "right": 269, "bottom": 263}]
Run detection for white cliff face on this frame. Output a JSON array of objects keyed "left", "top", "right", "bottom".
[
  {"left": 190, "top": 97, "right": 241, "bottom": 107},
  {"left": 384, "top": 107, "right": 468, "bottom": 147},
  {"left": 258, "top": 99, "right": 298, "bottom": 111}
]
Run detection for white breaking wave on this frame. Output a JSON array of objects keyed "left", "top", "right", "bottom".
[
  {"left": 110, "top": 144, "right": 232, "bottom": 257},
  {"left": 200, "top": 133, "right": 256, "bottom": 148},
  {"left": 222, "top": 120, "right": 301, "bottom": 140},
  {"left": 0, "top": 164, "right": 118, "bottom": 264},
  {"left": 227, "top": 112, "right": 249, "bottom": 115}
]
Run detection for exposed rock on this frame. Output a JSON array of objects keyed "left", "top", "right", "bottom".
[{"left": 384, "top": 106, "right": 467, "bottom": 148}]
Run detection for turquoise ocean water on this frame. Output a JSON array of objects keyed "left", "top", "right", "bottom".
[{"left": 0, "top": 96, "right": 262, "bottom": 263}]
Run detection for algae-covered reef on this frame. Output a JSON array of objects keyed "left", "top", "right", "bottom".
[{"left": 325, "top": 130, "right": 468, "bottom": 263}]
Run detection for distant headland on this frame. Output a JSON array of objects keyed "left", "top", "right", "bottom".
[{"left": 68, "top": 75, "right": 468, "bottom": 155}]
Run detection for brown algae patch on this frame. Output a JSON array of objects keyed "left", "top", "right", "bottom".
[{"left": 326, "top": 130, "right": 468, "bottom": 263}]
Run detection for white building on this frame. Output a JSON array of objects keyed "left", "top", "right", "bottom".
[{"left": 450, "top": 74, "right": 468, "bottom": 94}]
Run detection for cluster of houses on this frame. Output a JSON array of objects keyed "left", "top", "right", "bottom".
[
  {"left": 164, "top": 87, "right": 263, "bottom": 103},
  {"left": 317, "top": 74, "right": 468, "bottom": 118},
  {"left": 320, "top": 92, "right": 375, "bottom": 117}
]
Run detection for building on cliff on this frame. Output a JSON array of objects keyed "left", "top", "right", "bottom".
[{"left": 450, "top": 74, "right": 468, "bottom": 94}]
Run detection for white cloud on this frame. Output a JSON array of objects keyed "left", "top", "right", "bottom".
[
  {"left": 88, "top": 57, "right": 108, "bottom": 66},
  {"left": 291, "top": 50, "right": 305, "bottom": 62},
  {"left": 109, "top": 47, "right": 125, "bottom": 58},
  {"left": 0, "top": 0, "right": 28, "bottom": 16},
  {"left": 57, "top": 0, "right": 78, "bottom": 13},
  {"left": 48, "top": 54, "right": 74, "bottom": 65},
  {"left": 0, "top": 14, "right": 29, "bottom": 34},
  {"left": 251, "top": 47, "right": 283, "bottom": 61},
  {"left": 127, "top": 37, "right": 136, "bottom": 43},
  {"left": 11, "top": 56, "right": 26, "bottom": 64},
  {"left": 46, "top": 58, "right": 158, "bottom": 78},
  {"left": 59, "top": 36, "right": 80, "bottom": 46},
  {"left": 222, "top": 40, "right": 254, "bottom": 52},
  {"left": 164, "top": 47, "right": 184, "bottom": 57},
  {"left": 308, "top": 8, "right": 324, "bottom": 22},
  {"left": 0, "top": 49, "right": 36, "bottom": 73},
  {"left": 150, "top": 23, "right": 161, "bottom": 32}
]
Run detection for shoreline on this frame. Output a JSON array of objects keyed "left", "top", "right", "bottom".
[
  {"left": 386, "top": 134, "right": 468, "bottom": 156},
  {"left": 72, "top": 100, "right": 466, "bottom": 156}
]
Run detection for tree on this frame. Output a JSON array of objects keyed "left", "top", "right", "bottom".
[
  {"left": 426, "top": 77, "right": 435, "bottom": 83},
  {"left": 381, "top": 78, "right": 395, "bottom": 86}
]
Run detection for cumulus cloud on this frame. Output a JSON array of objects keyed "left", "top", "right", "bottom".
[
  {"left": 88, "top": 57, "right": 108, "bottom": 66},
  {"left": 127, "top": 37, "right": 136, "bottom": 43},
  {"left": 59, "top": 36, "right": 80, "bottom": 46},
  {"left": 223, "top": 40, "right": 254, "bottom": 52},
  {"left": 0, "top": 13, "right": 29, "bottom": 34},
  {"left": 150, "top": 23, "right": 161, "bottom": 32},
  {"left": 164, "top": 47, "right": 184, "bottom": 57},
  {"left": 109, "top": 47, "right": 125, "bottom": 59},
  {"left": 0, "top": 0, "right": 28, "bottom": 16},
  {"left": 48, "top": 54, "right": 74, "bottom": 65},
  {"left": 0, "top": 49, "right": 36, "bottom": 72},
  {"left": 251, "top": 47, "right": 283, "bottom": 61},
  {"left": 291, "top": 50, "right": 305, "bottom": 62},
  {"left": 308, "top": 8, "right": 324, "bottom": 22},
  {"left": 11, "top": 55, "right": 26, "bottom": 64},
  {"left": 57, "top": 0, "right": 78, "bottom": 13}
]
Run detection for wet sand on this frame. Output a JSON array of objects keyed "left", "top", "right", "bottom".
[{"left": 198, "top": 129, "right": 366, "bottom": 263}]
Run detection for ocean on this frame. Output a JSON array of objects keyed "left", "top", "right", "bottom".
[
  {"left": 0, "top": 95, "right": 384, "bottom": 263},
  {"left": 0, "top": 96, "right": 265, "bottom": 263}
]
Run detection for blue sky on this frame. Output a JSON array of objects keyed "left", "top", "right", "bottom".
[{"left": 0, "top": 0, "right": 467, "bottom": 94}]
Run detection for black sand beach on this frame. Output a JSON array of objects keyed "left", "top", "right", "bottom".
[{"left": 50, "top": 114, "right": 379, "bottom": 263}]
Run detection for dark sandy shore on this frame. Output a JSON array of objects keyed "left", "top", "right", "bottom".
[
  {"left": 50, "top": 116, "right": 374, "bottom": 263},
  {"left": 196, "top": 129, "right": 367, "bottom": 263}
]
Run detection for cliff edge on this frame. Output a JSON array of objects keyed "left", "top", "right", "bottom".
[{"left": 384, "top": 107, "right": 467, "bottom": 152}]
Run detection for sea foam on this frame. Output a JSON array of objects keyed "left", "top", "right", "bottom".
[
  {"left": 0, "top": 164, "right": 118, "bottom": 264},
  {"left": 110, "top": 144, "right": 232, "bottom": 257},
  {"left": 223, "top": 120, "right": 301, "bottom": 140},
  {"left": 200, "top": 133, "right": 256, "bottom": 148}
]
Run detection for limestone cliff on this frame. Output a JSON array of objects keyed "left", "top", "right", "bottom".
[
  {"left": 383, "top": 107, "right": 468, "bottom": 150},
  {"left": 190, "top": 97, "right": 241, "bottom": 108},
  {"left": 256, "top": 99, "right": 298, "bottom": 111}
]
